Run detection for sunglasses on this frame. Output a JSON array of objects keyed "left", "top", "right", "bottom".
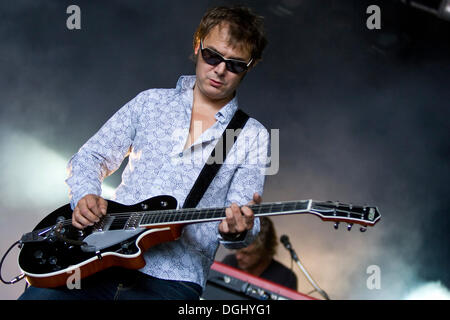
[{"left": 200, "top": 40, "right": 253, "bottom": 74}]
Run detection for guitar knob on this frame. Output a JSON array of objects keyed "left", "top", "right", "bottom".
[
  {"left": 48, "top": 256, "right": 58, "bottom": 265},
  {"left": 360, "top": 226, "right": 367, "bottom": 232},
  {"left": 347, "top": 223, "right": 353, "bottom": 231},
  {"left": 121, "top": 242, "right": 131, "bottom": 253},
  {"left": 334, "top": 222, "right": 339, "bottom": 230},
  {"left": 34, "top": 250, "right": 44, "bottom": 259}
]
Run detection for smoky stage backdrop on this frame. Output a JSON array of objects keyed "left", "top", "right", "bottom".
[{"left": 1, "top": 0, "right": 449, "bottom": 300}]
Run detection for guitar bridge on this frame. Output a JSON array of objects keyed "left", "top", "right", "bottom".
[{"left": 20, "top": 227, "right": 54, "bottom": 244}]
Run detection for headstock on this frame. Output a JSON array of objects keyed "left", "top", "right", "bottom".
[{"left": 310, "top": 201, "right": 381, "bottom": 232}]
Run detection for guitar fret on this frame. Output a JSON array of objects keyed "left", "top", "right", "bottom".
[
  {"left": 140, "top": 214, "right": 149, "bottom": 225},
  {"left": 197, "top": 208, "right": 204, "bottom": 221},
  {"left": 211, "top": 209, "right": 219, "bottom": 220},
  {"left": 177, "top": 210, "right": 185, "bottom": 221},
  {"left": 156, "top": 212, "right": 164, "bottom": 224},
  {"left": 295, "top": 201, "right": 309, "bottom": 211},
  {"left": 157, "top": 213, "right": 165, "bottom": 223},
  {"left": 207, "top": 208, "right": 215, "bottom": 219},
  {"left": 184, "top": 209, "right": 194, "bottom": 222},
  {"left": 209, "top": 208, "right": 217, "bottom": 220},
  {"left": 255, "top": 204, "right": 272, "bottom": 214},
  {"left": 189, "top": 209, "right": 197, "bottom": 221},
  {"left": 217, "top": 208, "right": 225, "bottom": 219},
  {"left": 170, "top": 210, "right": 177, "bottom": 222},
  {"left": 168, "top": 212, "right": 175, "bottom": 222},
  {"left": 203, "top": 209, "right": 210, "bottom": 221},
  {"left": 282, "top": 202, "right": 296, "bottom": 212},
  {"left": 190, "top": 209, "right": 198, "bottom": 221},
  {"left": 269, "top": 203, "right": 275, "bottom": 214}
]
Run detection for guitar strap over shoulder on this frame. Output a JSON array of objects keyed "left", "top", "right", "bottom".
[{"left": 182, "top": 109, "right": 250, "bottom": 209}]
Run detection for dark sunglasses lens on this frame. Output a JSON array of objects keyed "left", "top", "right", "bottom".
[
  {"left": 227, "top": 61, "right": 247, "bottom": 74},
  {"left": 201, "top": 49, "right": 222, "bottom": 66}
]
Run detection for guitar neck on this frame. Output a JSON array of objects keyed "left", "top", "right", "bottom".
[
  {"left": 137, "top": 199, "right": 380, "bottom": 228},
  {"left": 139, "top": 200, "right": 312, "bottom": 227}
]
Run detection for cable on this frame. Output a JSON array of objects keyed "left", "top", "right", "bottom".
[{"left": 0, "top": 240, "right": 26, "bottom": 285}]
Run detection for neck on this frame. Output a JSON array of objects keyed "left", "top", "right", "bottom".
[
  {"left": 138, "top": 201, "right": 311, "bottom": 227},
  {"left": 193, "top": 82, "right": 235, "bottom": 114}
]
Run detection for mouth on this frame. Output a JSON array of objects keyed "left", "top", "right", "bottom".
[{"left": 209, "top": 78, "right": 223, "bottom": 88}]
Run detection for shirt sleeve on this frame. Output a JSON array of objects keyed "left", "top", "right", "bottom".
[
  {"left": 219, "top": 123, "right": 271, "bottom": 249},
  {"left": 65, "top": 92, "right": 144, "bottom": 209}
]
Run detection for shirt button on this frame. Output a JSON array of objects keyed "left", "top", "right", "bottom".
[{"left": 179, "top": 152, "right": 183, "bottom": 157}]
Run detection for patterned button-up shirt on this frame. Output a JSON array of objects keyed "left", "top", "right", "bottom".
[{"left": 65, "top": 75, "right": 270, "bottom": 288}]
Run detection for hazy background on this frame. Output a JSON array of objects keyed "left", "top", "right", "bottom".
[{"left": 1, "top": 0, "right": 449, "bottom": 300}]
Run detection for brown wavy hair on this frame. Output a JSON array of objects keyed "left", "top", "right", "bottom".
[
  {"left": 253, "top": 217, "right": 278, "bottom": 257},
  {"left": 192, "top": 5, "right": 268, "bottom": 67}
]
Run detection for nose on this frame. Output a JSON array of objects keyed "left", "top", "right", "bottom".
[{"left": 214, "top": 61, "right": 227, "bottom": 75}]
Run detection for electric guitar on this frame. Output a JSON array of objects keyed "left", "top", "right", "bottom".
[{"left": 18, "top": 195, "right": 381, "bottom": 288}]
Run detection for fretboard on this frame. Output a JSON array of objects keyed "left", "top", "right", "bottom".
[{"left": 138, "top": 200, "right": 312, "bottom": 227}]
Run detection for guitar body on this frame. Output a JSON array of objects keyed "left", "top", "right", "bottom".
[{"left": 18, "top": 195, "right": 180, "bottom": 288}]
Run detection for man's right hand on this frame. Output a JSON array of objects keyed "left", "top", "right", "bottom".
[{"left": 72, "top": 194, "right": 108, "bottom": 229}]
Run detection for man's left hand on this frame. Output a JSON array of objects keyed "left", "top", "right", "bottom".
[{"left": 219, "top": 192, "right": 262, "bottom": 239}]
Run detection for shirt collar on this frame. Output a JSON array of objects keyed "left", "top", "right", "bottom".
[{"left": 176, "top": 75, "right": 239, "bottom": 125}]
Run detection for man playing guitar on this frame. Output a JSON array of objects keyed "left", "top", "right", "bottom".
[{"left": 19, "top": 5, "right": 270, "bottom": 300}]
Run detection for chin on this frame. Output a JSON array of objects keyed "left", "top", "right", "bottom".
[{"left": 203, "top": 83, "right": 230, "bottom": 100}]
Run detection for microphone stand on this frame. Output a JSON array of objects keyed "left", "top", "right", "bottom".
[{"left": 284, "top": 241, "right": 330, "bottom": 300}]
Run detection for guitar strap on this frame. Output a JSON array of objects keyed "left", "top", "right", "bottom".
[{"left": 182, "top": 109, "right": 250, "bottom": 209}]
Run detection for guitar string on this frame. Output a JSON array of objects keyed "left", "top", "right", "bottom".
[
  {"left": 56, "top": 202, "right": 310, "bottom": 227},
  {"left": 58, "top": 204, "right": 368, "bottom": 227},
  {"left": 55, "top": 203, "right": 368, "bottom": 228},
  {"left": 57, "top": 206, "right": 366, "bottom": 226}
]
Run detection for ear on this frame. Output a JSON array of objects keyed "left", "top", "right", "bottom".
[{"left": 194, "top": 41, "right": 200, "bottom": 55}]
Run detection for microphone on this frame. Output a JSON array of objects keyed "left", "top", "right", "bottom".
[
  {"left": 280, "top": 235, "right": 292, "bottom": 250},
  {"left": 280, "top": 235, "right": 297, "bottom": 260}
]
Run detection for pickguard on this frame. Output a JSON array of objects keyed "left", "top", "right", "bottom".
[{"left": 81, "top": 228, "right": 146, "bottom": 252}]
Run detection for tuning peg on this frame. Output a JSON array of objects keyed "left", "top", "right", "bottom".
[
  {"left": 360, "top": 226, "right": 367, "bottom": 232},
  {"left": 347, "top": 223, "right": 353, "bottom": 231},
  {"left": 334, "top": 222, "right": 339, "bottom": 230}
]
